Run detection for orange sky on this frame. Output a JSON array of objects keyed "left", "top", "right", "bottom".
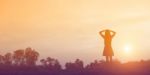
[{"left": 0, "top": 0, "right": 150, "bottom": 64}]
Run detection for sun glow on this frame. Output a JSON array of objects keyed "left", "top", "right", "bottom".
[{"left": 124, "top": 45, "right": 132, "bottom": 54}]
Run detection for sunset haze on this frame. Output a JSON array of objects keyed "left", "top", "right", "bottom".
[{"left": 0, "top": 0, "right": 150, "bottom": 65}]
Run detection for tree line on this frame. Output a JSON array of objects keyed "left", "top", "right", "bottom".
[{"left": 0, "top": 47, "right": 149, "bottom": 75}]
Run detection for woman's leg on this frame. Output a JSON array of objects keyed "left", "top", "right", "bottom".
[
  {"left": 106, "top": 56, "right": 109, "bottom": 63},
  {"left": 110, "top": 56, "right": 112, "bottom": 63}
]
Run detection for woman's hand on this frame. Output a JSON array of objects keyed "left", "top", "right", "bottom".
[
  {"left": 99, "top": 30, "right": 105, "bottom": 38},
  {"left": 110, "top": 30, "right": 116, "bottom": 37}
]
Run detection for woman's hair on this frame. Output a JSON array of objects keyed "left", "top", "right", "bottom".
[{"left": 105, "top": 30, "right": 111, "bottom": 38}]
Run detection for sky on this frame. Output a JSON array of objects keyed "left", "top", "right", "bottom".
[{"left": 0, "top": 0, "right": 150, "bottom": 65}]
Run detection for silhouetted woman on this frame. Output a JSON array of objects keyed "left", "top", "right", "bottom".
[{"left": 99, "top": 29, "right": 116, "bottom": 63}]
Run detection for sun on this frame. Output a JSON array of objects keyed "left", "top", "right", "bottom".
[{"left": 124, "top": 45, "right": 132, "bottom": 54}]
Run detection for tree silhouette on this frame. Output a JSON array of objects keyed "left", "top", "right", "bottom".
[
  {"left": 74, "top": 59, "right": 84, "bottom": 70},
  {"left": 40, "top": 58, "right": 47, "bottom": 68},
  {"left": 24, "top": 47, "right": 39, "bottom": 66},
  {"left": 40, "top": 57, "right": 62, "bottom": 70},
  {"left": 65, "top": 59, "right": 84, "bottom": 71},
  {"left": 0, "top": 47, "right": 149, "bottom": 75},
  {"left": 0, "top": 55, "right": 4, "bottom": 64},
  {"left": 53, "top": 59, "right": 61, "bottom": 70},
  {"left": 13, "top": 49, "right": 25, "bottom": 66},
  {"left": 4, "top": 53, "right": 12, "bottom": 65}
]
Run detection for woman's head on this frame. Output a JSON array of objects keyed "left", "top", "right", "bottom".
[
  {"left": 105, "top": 30, "right": 111, "bottom": 38},
  {"left": 105, "top": 29, "right": 110, "bottom": 34}
]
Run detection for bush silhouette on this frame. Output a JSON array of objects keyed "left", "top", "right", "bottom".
[{"left": 0, "top": 47, "right": 149, "bottom": 75}]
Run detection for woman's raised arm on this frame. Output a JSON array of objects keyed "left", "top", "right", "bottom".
[
  {"left": 110, "top": 30, "right": 116, "bottom": 38},
  {"left": 99, "top": 30, "right": 105, "bottom": 38}
]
